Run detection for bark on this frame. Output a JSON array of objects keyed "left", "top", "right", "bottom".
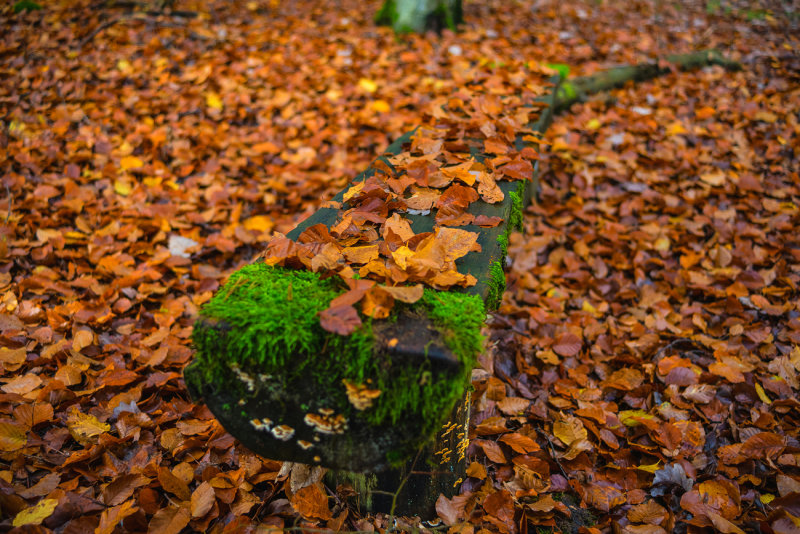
[{"left": 376, "top": 0, "right": 463, "bottom": 34}]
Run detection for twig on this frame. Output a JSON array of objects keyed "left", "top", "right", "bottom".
[
  {"left": 387, "top": 448, "right": 423, "bottom": 531},
  {"left": 536, "top": 427, "right": 569, "bottom": 481},
  {"left": 79, "top": 16, "right": 127, "bottom": 47}
]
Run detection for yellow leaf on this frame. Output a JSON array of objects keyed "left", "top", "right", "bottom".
[
  {"left": 114, "top": 180, "right": 132, "bottom": 196},
  {"left": 755, "top": 382, "right": 772, "bottom": 404},
  {"left": 358, "top": 78, "right": 378, "bottom": 93},
  {"left": 553, "top": 414, "right": 587, "bottom": 446},
  {"left": 760, "top": 493, "right": 775, "bottom": 504},
  {"left": 581, "top": 300, "right": 598, "bottom": 315},
  {"left": 666, "top": 121, "right": 687, "bottom": 135},
  {"left": 619, "top": 409, "right": 656, "bottom": 427},
  {"left": 342, "top": 182, "right": 364, "bottom": 203},
  {"left": 120, "top": 156, "right": 143, "bottom": 171},
  {"left": 206, "top": 92, "right": 223, "bottom": 110},
  {"left": 67, "top": 409, "right": 110, "bottom": 445},
  {"left": 654, "top": 237, "right": 670, "bottom": 252},
  {"left": 0, "top": 422, "right": 26, "bottom": 452},
  {"left": 371, "top": 100, "right": 390, "bottom": 113},
  {"left": 13, "top": 499, "right": 58, "bottom": 527},
  {"left": 636, "top": 461, "right": 661, "bottom": 473},
  {"left": 243, "top": 215, "right": 274, "bottom": 233},
  {"left": 116, "top": 59, "right": 132, "bottom": 73},
  {"left": 586, "top": 118, "right": 601, "bottom": 130}
]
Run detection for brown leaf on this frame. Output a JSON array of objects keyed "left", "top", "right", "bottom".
[
  {"left": 475, "top": 439, "right": 506, "bottom": 464},
  {"left": 553, "top": 414, "right": 587, "bottom": 447},
  {"left": 382, "top": 213, "right": 416, "bottom": 244},
  {"left": 1, "top": 373, "right": 42, "bottom": 395},
  {"left": 585, "top": 483, "right": 626, "bottom": 513},
  {"left": 291, "top": 484, "right": 332, "bottom": 521},
  {"left": 483, "top": 489, "right": 514, "bottom": 526},
  {"left": 473, "top": 215, "right": 504, "bottom": 227},
  {"left": 319, "top": 304, "right": 362, "bottom": 335},
  {"left": 552, "top": 331, "right": 582, "bottom": 357},
  {"left": 628, "top": 500, "right": 668, "bottom": 525},
  {"left": 499, "top": 432, "right": 540, "bottom": 454},
  {"left": 103, "top": 474, "right": 150, "bottom": 506},
  {"left": 342, "top": 245, "right": 379, "bottom": 264},
  {"left": 148, "top": 504, "right": 191, "bottom": 534},
  {"left": 497, "top": 396, "right": 529, "bottom": 415},
  {"left": 603, "top": 368, "right": 644, "bottom": 391},
  {"left": 158, "top": 467, "right": 192, "bottom": 501},
  {"left": 499, "top": 157, "right": 533, "bottom": 181},
  {"left": 740, "top": 432, "right": 786, "bottom": 460},
  {"left": 381, "top": 284, "right": 424, "bottom": 303},
  {"left": 96, "top": 500, "right": 139, "bottom": 534},
  {"left": 436, "top": 494, "right": 463, "bottom": 525},
  {"left": 191, "top": 481, "right": 215, "bottom": 518},
  {"left": 17, "top": 473, "right": 60, "bottom": 499}
]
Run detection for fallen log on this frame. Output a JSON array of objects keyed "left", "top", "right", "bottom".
[{"left": 183, "top": 49, "right": 737, "bottom": 518}]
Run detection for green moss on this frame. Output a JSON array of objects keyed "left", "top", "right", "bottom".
[
  {"left": 190, "top": 263, "right": 484, "bottom": 459},
  {"left": 508, "top": 180, "right": 526, "bottom": 232},
  {"left": 485, "top": 260, "right": 506, "bottom": 311},
  {"left": 496, "top": 231, "right": 509, "bottom": 260}
]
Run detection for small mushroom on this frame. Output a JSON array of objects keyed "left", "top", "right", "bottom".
[
  {"left": 304, "top": 411, "right": 348, "bottom": 435},
  {"left": 230, "top": 364, "right": 256, "bottom": 392},
  {"left": 298, "top": 440, "right": 314, "bottom": 450},
  {"left": 249, "top": 418, "right": 273, "bottom": 431},
  {"left": 271, "top": 424, "right": 295, "bottom": 441},
  {"left": 342, "top": 379, "right": 382, "bottom": 410}
]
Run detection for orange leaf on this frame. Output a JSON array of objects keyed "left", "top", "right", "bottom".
[{"left": 291, "top": 484, "right": 332, "bottom": 520}]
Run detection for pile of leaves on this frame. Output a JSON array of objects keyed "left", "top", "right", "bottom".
[
  {"left": 1, "top": 0, "right": 798, "bottom": 531},
  {"left": 261, "top": 81, "right": 546, "bottom": 334}
]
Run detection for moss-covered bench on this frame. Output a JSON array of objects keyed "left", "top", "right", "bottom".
[{"left": 183, "top": 50, "right": 738, "bottom": 518}]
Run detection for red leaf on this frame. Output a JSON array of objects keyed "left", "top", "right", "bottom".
[
  {"left": 552, "top": 332, "right": 582, "bottom": 357},
  {"left": 319, "top": 304, "right": 362, "bottom": 336}
]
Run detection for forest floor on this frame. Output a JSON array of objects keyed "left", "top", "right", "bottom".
[{"left": 1, "top": 0, "right": 798, "bottom": 532}]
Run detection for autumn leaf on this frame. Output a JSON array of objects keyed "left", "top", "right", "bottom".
[
  {"left": 552, "top": 331, "right": 582, "bottom": 356},
  {"left": 96, "top": 500, "right": 140, "bottom": 534},
  {"left": 148, "top": 505, "right": 191, "bottom": 534},
  {"left": 553, "top": 414, "right": 587, "bottom": 446},
  {"left": 205, "top": 92, "right": 223, "bottom": 110},
  {"left": 66, "top": 409, "right": 110, "bottom": 445},
  {"left": 291, "top": 484, "right": 332, "bottom": 520},
  {"left": 475, "top": 439, "right": 506, "bottom": 463},
  {"left": 191, "top": 481, "right": 215, "bottom": 518},
  {"left": 12, "top": 498, "right": 59, "bottom": 527},
  {"left": 119, "top": 155, "right": 144, "bottom": 170},
  {"left": 319, "top": 304, "right": 362, "bottom": 336},
  {"left": 585, "top": 483, "right": 626, "bottom": 513},
  {"left": 0, "top": 421, "right": 28, "bottom": 452}
]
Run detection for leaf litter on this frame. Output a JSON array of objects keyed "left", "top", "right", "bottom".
[{"left": 0, "top": 0, "right": 798, "bottom": 532}]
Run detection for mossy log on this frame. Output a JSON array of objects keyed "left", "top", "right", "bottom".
[
  {"left": 184, "top": 49, "right": 736, "bottom": 517},
  {"left": 184, "top": 81, "right": 560, "bottom": 474},
  {"left": 555, "top": 49, "right": 741, "bottom": 111}
]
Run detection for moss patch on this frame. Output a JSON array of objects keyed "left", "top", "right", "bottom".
[
  {"left": 485, "top": 260, "right": 506, "bottom": 311},
  {"left": 508, "top": 180, "right": 526, "bottom": 232},
  {"left": 189, "top": 263, "right": 484, "bottom": 458}
]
